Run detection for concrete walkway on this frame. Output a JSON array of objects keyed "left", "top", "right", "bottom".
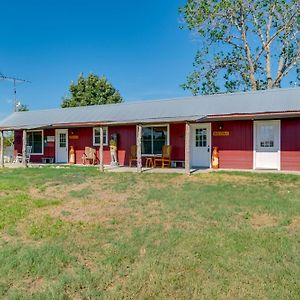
[
  {"left": 102, "top": 166, "right": 300, "bottom": 175},
  {"left": 1, "top": 163, "right": 210, "bottom": 174},
  {"left": 2, "top": 163, "right": 300, "bottom": 176},
  {"left": 105, "top": 165, "right": 210, "bottom": 174}
]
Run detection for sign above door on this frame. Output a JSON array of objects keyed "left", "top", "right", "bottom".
[{"left": 213, "top": 131, "right": 230, "bottom": 137}]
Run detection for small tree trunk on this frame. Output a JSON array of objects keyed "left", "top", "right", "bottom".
[{"left": 266, "top": 45, "right": 273, "bottom": 89}]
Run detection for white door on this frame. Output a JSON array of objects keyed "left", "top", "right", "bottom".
[
  {"left": 191, "top": 124, "right": 211, "bottom": 167},
  {"left": 55, "top": 129, "right": 68, "bottom": 163},
  {"left": 254, "top": 121, "right": 280, "bottom": 170}
]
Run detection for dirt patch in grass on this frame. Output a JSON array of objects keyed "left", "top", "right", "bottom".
[
  {"left": 147, "top": 175, "right": 187, "bottom": 188},
  {"left": 191, "top": 173, "right": 260, "bottom": 187},
  {"left": 163, "top": 222, "right": 172, "bottom": 232},
  {"left": 0, "top": 233, "right": 14, "bottom": 243},
  {"left": 251, "top": 213, "right": 278, "bottom": 228},
  {"left": 28, "top": 277, "right": 45, "bottom": 294},
  {"left": 0, "top": 191, "right": 10, "bottom": 197},
  {"left": 29, "top": 177, "right": 129, "bottom": 201},
  {"left": 31, "top": 191, "right": 129, "bottom": 225},
  {"left": 289, "top": 217, "right": 300, "bottom": 232},
  {"left": 13, "top": 180, "right": 133, "bottom": 242}
]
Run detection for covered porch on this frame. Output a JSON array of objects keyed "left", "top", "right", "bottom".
[{"left": 0, "top": 122, "right": 200, "bottom": 175}]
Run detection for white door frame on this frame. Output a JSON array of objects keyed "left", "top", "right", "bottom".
[
  {"left": 190, "top": 123, "right": 212, "bottom": 168},
  {"left": 253, "top": 120, "right": 281, "bottom": 170},
  {"left": 55, "top": 129, "right": 69, "bottom": 163}
]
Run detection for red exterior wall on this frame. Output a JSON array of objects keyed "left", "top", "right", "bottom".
[
  {"left": 211, "top": 120, "right": 253, "bottom": 169},
  {"left": 281, "top": 118, "right": 300, "bottom": 171},
  {"left": 14, "top": 129, "right": 55, "bottom": 163},
  {"left": 12, "top": 118, "right": 300, "bottom": 171},
  {"left": 14, "top": 124, "right": 186, "bottom": 165},
  {"left": 170, "top": 123, "right": 185, "bottom": 160},
  {"left": 15, "top": 126, "right": 136, "bottom": 165},
  {"left": 69, "top": 125, "right": 136, "bottom": 165}
]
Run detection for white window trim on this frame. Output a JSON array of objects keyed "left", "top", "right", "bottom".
[
  {"left": 93, "top": 127, "right": 108, "bottom": 146},
  {"left": 27, "top": 129, "right": 44, "bottom": 155},
  {"left": 137, "top": 124, "right": 170, "bottom": 156}
]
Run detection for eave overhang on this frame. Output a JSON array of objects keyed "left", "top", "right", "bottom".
[{"left": 201, "top": 110, "right": 300, "bottom": 122}]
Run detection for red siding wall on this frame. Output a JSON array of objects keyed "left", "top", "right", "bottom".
[
  {"left": 70, "top": 125, "right": 136, "bottom": 165},
  {"left": 18, "top": 120, "right": 295, "bottom": 171},
  {"left": 14, "top": 129, "right": 55, "bottom": 163},
  {"left": 211, "top": 120, "right": 253, "bottom": 169},
  {"left": 15, "top": 124, "right": 186, "bottom": 165},
  {"left": 170, "top": 123, "right": 185, "bottom": 160},
  {"left": 281, "top": 118, "right": 300, "bottom": 171},
  {"left": 15, "top": 126, "right": 136, "bottom": 165}
]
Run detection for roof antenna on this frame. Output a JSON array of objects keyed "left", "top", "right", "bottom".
[{"left": 0, "top": 72, "right": 31, "bottom": 112}]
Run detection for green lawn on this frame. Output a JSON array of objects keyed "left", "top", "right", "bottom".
[{"left": 0, "top": 167, "right": 299, "bottom": 299}]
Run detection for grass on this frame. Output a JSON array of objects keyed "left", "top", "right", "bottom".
[{"left": 0, "top": 167, "right": 299, "bottom": 299}]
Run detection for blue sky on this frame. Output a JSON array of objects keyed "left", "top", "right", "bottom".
[{"left": 0, "top": 0, "right": 197, "bottom": 118}]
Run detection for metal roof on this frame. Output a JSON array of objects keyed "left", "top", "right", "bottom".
[{"left": 0, "top": 87, "right": 300, "bottom": 130}]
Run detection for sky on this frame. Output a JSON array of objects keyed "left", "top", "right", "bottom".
[{"left": 0, "top": 0, "right": 198, "bottom": 118}]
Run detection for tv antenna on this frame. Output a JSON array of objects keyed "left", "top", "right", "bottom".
[{"left": 0, "top": 72, "right": 31, "bottom": 112}]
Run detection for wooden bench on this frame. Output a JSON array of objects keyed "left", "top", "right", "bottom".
[
  {"left": 42, "top": 157, "right": 54, "bottom": 164},
  {"left": 171, "top": 160, "right": 185, "bottom": 168}
]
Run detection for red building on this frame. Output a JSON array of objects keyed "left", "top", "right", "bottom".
[{"left": 1, "top": 88, "right": 300, "bottom": 172}]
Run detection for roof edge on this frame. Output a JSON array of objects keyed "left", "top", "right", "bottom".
[{"left": 3, "top": 86, "right": 300, "bottom": 115}]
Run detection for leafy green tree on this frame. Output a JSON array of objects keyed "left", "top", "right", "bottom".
[
  {"left": 4, "top": 132, "right": 14, "bottom": 147},
  {"left": 180, "top": 0, "right": 300, "bottom": 95},
  {"left": 16, "top": 104, "right": 29, "bottom": 112},
  {"left": 61, "top": 73, "right": 123, "bottom": 108}
]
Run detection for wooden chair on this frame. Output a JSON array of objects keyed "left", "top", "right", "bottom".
[
  {"left": 82, "top": 147, "right": 97, "bottom": 165},
  {"left": 14, "top": 146, "right": 32, "bottom": 163},
  {"left": 154, "top": 145, "right": 172, "bottom": 168},
  {"left": 129, "top": 145, "right": 137, "bottom": 167}
]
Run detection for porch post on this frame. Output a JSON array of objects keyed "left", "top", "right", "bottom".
[
  {"left": 22, "top": 129, "right": 28, "bottom": 168},
  {"left": 185, "top": 122, "right": 191, "bottom": 175},
  {"left": 0, "top": 130, "right": 4, "bottom": 168},
  {"left": 137, "top": 124, "right": 142, "bottom": 173},
  {"left": 99, "top": 126, "right": 104, "bottom": 172}
]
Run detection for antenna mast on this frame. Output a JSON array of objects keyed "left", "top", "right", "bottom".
[{"left": 0, "top": 72, "right": 31, "bottom": 111}]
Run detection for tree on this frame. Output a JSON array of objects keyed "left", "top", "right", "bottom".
[
  {"left": 180, "top": 0, "right": 300, "bottom": 95},
  {"left": 61, "top": 73, "right": 123, "bottom": 108},
  {"left": 16, "top": 103, "right": 29, "bottom": 112},
  {"left": 4, "top": 132, "right": 14, "bottom": 147}
]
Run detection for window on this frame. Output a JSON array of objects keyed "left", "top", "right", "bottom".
[
  {"left": 142, "top": 126, "right": 168, "bottom": 155},
  {"left": 27, "top": 130, "right": 43, "bottom": 154},
  {"left": 93, "top": 127, "right": 108, "bottom": 146},
  {"left": 59, "top": 133, "right": 66, "bottom": 148},
  {"left": 259, "top": 125, "right": 274, "bottom": 148},
  {"left": 195, "top": 128, "right": 207, "bottom": 147}
]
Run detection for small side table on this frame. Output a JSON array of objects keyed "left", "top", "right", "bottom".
[
  {"left": 171, "top": 160, "right": 185, "bottom": 168},
  {"left": 42, "top": 157, "right": 54, "bottom": 164},
  {"left": 145, "top": 157, "right": 154, "bottom": 168}
]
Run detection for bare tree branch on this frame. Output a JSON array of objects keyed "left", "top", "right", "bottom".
[
  {"left": 240, "top": 8, "right": 257, "bottom": 89},
  {"left": 266, "top": 6, "right": 274, "bottom": 88},
  {"left": 274, "top": 54, "right": 300, "bottom": 87},
  {"left": 253, "top": 9, "right": 298, "bottom": 65}
]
